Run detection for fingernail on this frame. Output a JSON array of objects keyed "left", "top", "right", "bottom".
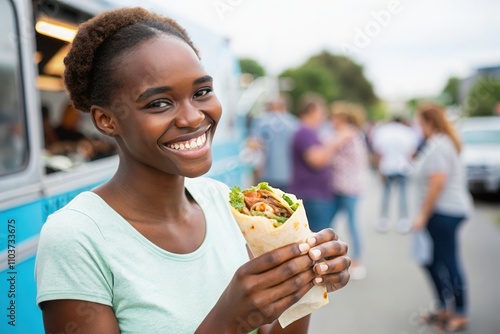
[
  {"left": 314, "top": 277, "right": 323, "bottom": 284},
  {"left": 319, "top": 263, "right": 328, "bottom": 272},
  {"left": 311, "top": 249, "right": 321, "bottom": 259},
  {"left": 299, "top": 243, "right": 310, "bottom": 253},
  {"left": 307, "top": 237, "right": 317, "bottom": 246}
]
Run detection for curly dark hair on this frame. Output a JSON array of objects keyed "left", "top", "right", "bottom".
[{"left": 64, "top": 7, "right": 198, "bottom": 112}]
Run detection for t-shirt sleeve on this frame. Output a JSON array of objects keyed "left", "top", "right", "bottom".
[{"left": 35, "top": 209, "right": 113, "bottom": 307}]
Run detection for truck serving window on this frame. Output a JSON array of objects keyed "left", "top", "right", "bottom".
[
  {"left": 34, "top": 12, "right": 117, "bottom": 173},
  {"left": 0, "top": 0, "right": 29, "bottom": 176}
]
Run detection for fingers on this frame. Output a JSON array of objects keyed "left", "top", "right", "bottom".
[
  {"left": 262, "top": 253, "right": 315, "bottom": 288},
  {"left": 306, "top": 228, "right": 351, "bottom": 292},
  {"left": 257, "top": 281, "right": 315, "bottom": 320},
  {"left": 307, "top": 228, "right": 339, "bottom": 249},
  {"left": 312, "top": 256, "right": 351, "bottom": 292},
  {"left": 232, "top": 244, "right": 317, "bottom": 323},
  {"left": 261, "top": 267, "right": 316, "bottom": 307},
  {"left": 246, "top": 242, "right": 310, "bottom": 274},
  {"left": 313, "top": 256, "right": 351, "bottom": 276},
  {"left": 315, "top": 268, "right": 350, "bottom": 292},
  {"left": 308, "top": 239, "right": 348, "bottom": 262},
  {"left": 239, "top": 251, "right": 315, "bottom": 295}
]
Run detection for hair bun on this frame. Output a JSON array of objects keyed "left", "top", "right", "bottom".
[{"left": 63, "top": 7, "right": 196, "bottom": 112}]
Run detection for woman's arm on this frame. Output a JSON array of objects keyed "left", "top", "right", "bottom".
[
  {"left": 259, "top": 315, "right": 310, "bottom": 334},
  {"left": 413, "top": 173, "right": 447, "bottom": 230},
  {"left": 304, "top": 143, "right": 338, "bottom": 169},
  {"left": 197, "top": 229, "right": 350, "bottom": 334},
  {"left": 304, "top": 131, "right": 355, "bottom": 169},
  {"left": 41, "top": 300, "right": 120, "bottom": 334},
  {"left": 195, "top": 242, "right": 315, "bottom": 333}
]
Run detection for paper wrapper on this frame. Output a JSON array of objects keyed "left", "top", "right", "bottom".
[{"left": 230, "top": 199, "right": 329, "bottom": 328}]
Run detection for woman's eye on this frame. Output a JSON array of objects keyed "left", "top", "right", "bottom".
[
  {"left": 194, "top": 87, "right": 212, "bottom": 98},
  {"left": 147, "top": 100, "right": 171, "bottom": 109}
]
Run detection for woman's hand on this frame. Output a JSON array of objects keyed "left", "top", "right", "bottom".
[
  {"left": 306, "top": 229, "right": 351, "bottom": 292},
  {"left": 338, "top": 127, "right": 356, "bottom": 143},
  {"left": 197, "top": 242, "right": 316, "bottom": 334},
  {"left": 412, "top": 213, "right": 428, "bottom": 231}
]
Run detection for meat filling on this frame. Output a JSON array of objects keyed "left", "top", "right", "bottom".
[{"left": 243, "top": 189, "right": 292, "bottom": 218}]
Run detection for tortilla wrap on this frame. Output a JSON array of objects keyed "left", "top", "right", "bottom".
[{"left": 230, "top": 198, "right": 329, "bottom": 328}]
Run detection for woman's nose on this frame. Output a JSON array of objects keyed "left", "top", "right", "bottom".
[{"left": 174, "top": 101, "right": 205, "bottom": 128}]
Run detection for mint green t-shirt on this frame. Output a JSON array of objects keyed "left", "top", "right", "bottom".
[{"left": 35, "top": 177, "right": 252, "bottom": 333}]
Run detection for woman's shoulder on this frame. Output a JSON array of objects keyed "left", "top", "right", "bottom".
[
  {"left": 41, "top": 192, "right": 109, "bottom": 241},
  {"left": 185, "top": 177, "right": 232, "bottom": 203},
  {"left": 430, "top": 134, "right": 457, "bottom": 156},
  {"left": 432, "top": 133, "right": 453, "bottom": 147},
  {"left": 186, "top": 176, "right": 229, "bottom": 192}
]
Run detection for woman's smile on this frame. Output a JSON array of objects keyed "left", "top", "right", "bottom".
[
  {"left": 163, "top": 128, "right": 211, "bottom": 157},
  {"left": 166, "top": 131, "right": 207, "bottom": 151}
]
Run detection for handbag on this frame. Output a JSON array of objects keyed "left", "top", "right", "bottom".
[{"left": 410, "top": 229, "right": 433, "bottom": 265}]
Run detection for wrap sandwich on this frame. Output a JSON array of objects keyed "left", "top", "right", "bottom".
[{"left": 229, "top": 182, "right": 329, "bottom": 328}]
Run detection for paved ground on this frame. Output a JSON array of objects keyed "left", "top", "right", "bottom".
[{"left": 309, "top": 171, "right": 500, "bottom": 334}]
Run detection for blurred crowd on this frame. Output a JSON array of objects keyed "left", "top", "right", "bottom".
[{"left": 247, "top": 93, "right": 472, "bottom": 332}]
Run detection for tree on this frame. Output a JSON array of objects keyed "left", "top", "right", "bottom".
[
  {"left": 441, "top": 77, "right": 460, "bottom": 106},
  {"left": 239, "top": 58, "right": 266, "bottom": 78},
  {"left": 280, "top": 62, "right": 339, "bottom": 112},
  {"left": 279, "top": 51, "right": 378, "bottom": 118},
  {"left": 464, "top": 75, "right": 500, "bottom": 117}
]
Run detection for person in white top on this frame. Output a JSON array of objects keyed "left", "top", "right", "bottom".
[
  {"left": 35, "top": 7, "right": 351, "bottom": 334},
  {"left": 372, "top": 116, "right": 419, "bottom": 233}
]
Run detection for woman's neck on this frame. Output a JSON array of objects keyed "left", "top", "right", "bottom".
[
  {"left": 336, "top": 122, "right": 351, "bottom": 132},
  {"left": 94, "top": 159, "right": 192, "bottom": 223},
  {"left": 425, "top": 129, "right": 441, "bottom": 139}
]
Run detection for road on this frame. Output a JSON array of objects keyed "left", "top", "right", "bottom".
[{"left": 309, "top": 171, "right": 500, "bottom": 334}]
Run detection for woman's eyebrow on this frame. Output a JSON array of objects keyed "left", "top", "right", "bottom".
[
  {"left": 136, "top": 86, "right": 172, "bottom": 103},
  {"left": 135, "top": 76, "right": 213, "bottom": 103},
  {"left": 193, "top": 75, "right": 213, "bottom": 85}
]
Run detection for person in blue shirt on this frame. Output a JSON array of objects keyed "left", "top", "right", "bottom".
[{"left": 248, "top": 94, "right": 298, "bottom": 192}]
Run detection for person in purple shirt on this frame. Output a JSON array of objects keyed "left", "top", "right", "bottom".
[{"left": 288, "top": 94, "right": 350, "bottom": 232}]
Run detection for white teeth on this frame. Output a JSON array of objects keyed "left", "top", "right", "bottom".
[{"left": 167, "top": 132, "right": 209, "bottom": 151}]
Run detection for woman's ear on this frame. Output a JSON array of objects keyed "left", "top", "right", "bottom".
[{"left": 90, "top": 106, "right": 118, "bottom": 137}]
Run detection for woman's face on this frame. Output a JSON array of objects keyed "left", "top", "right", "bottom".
[
  {"left": 107, "top": 35, "right": 222, "bottom": 177},
  {"left": 310, "top": 104, "right": 326, "bottom": 128},
  {"left": 417, "top": 115, "right": 432, "bottom": 138},
  {"left": 331, "top": 114, "right": 345, "bottom": 129}
]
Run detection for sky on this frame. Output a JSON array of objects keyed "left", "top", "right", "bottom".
[{"left": 138, "top": 0, "right": 500, "bottom": 103}]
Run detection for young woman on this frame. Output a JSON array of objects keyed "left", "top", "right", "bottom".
[
  {"left": 34, "top": 8, "right": 351, "bottom": 334},
  {"left": 328, "top": 102, "right": 369, "bottom": 280},
  {"left": 413, "top": 104, "right": 472, "bottom": 332}
]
